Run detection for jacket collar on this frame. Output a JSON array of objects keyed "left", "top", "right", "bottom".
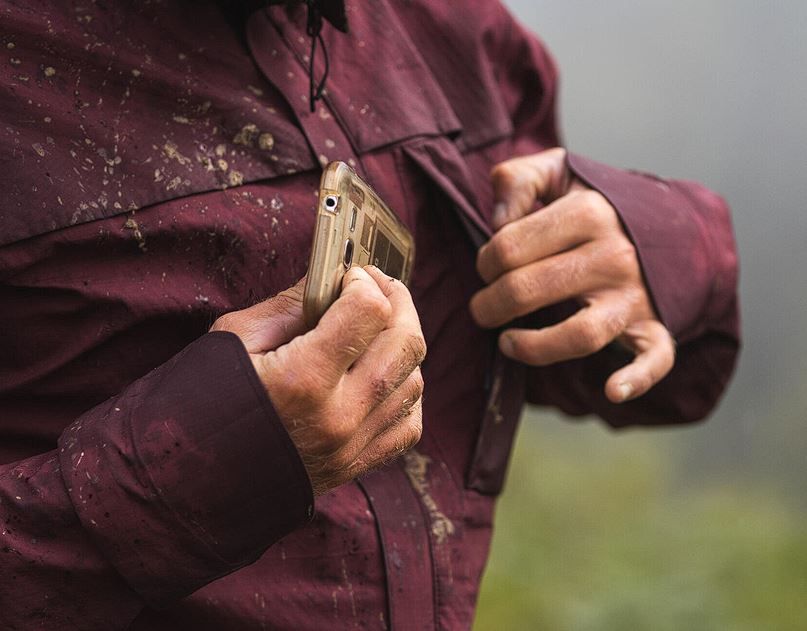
[{"left": 266, "top": 0, "right": 348, "bottom": 32}]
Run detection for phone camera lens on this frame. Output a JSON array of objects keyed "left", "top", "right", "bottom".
[
  {"left": 324, "top": 195, "right": 338, "bottom": 212},
  {"left": 343, "top": 238, "right": 354, "bottom": 268}
]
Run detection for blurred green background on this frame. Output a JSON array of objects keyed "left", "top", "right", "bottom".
[
  {"left": 475, "top": 413, "right": 807, "bottom": 630},
  {"left": 475, "top": 1, "right": 807, "bottom": 629}
]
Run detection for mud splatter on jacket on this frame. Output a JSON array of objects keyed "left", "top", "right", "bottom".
[{"left": 0, "top": 1, "right": 738, "bottom": 628}]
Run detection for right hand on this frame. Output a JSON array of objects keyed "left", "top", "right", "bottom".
[{"left": 211, "top": 266, "right": 426, "bottom": 496}]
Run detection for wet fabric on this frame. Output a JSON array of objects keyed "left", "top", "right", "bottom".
[{"left": 0, "top": 1, "right": 739, "bottom": 629}]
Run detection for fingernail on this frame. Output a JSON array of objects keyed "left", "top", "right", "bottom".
[
  {"left": 499, "top": 334, "right": 514, "bottom": 357},
  {"left": 492, "top": 202, "right": 508, "bottom": 227},
  {"left": 365, "top": 264, "right": 391, "bottom": 279},
  {"left": 617, "top": 382, "right": 634, "bottom": 402},
  {"left": 344, "top": 266, "right": 369, "bottom": 283}
]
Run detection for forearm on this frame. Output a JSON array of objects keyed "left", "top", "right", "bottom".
[{"left": 1, "top": 332, "right": 313, "bottom": 628}]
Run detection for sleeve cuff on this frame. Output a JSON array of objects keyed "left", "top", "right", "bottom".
[
  {"left": 567, "top": 152, "right": 717, "bottom": 340},
  {"left": 57, "top": 331, "right": 314, "bottom": 605}
]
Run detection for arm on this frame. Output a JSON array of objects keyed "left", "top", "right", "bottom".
[
  {"left": 525, "top": 155, "right": 739, "bottom": 425},
  {"left": 1, "top": 332, "right": 312, "bottom": 629},
  {"left": 1, "top": 269, "right": 425, "bottom": 629},
  {"left": 475, "top": 3, "right": 739, "bottom": 425}
]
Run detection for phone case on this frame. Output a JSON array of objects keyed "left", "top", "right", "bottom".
[{"left": 303, "top": 161, "right": 415, "bottom": 327}]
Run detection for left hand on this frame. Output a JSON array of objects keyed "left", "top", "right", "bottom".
[{"left": 469, "top": 148, "right": 675, "bottom": 403}]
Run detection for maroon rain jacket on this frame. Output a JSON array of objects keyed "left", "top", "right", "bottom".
[{"left": 0, "top": 1, "right": 739, "bottom": 629}]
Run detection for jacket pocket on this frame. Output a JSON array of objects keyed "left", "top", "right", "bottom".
[
  {"left": 0, "top": 3, "right": 316, "bottom": 248},
  {"left": 402, "top": 137, "right": 525, "bottom": 496}
]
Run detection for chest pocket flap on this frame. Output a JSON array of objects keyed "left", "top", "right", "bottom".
[{"left": 0, "top": 3, "right": 315, "bottom": 248}]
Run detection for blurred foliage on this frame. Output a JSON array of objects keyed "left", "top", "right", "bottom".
[{"left": 474, "top": 409, "right": 807, "bottom": 631}]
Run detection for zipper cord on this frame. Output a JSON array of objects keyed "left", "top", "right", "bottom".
[{"left": 305, "top": 0, "right": 329, "bottom": 113}]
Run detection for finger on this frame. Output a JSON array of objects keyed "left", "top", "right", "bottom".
[
  {"left": 498, "top": 297, "right": 630, "bottom": 365},
  {"left": 605, "top": 320, "right": 676, "bottom": 403},
  {"left": 342, "top": 366, "right": 424, "bottom": 454},
  {"left": 210, "top": 276, "right": 308, "bottom": 353},
  {"left": 471, "top": 241, "right": 627, "bottom": 329},
  {"left": 490, "top": 147, "right": 569, "bottom": 230},
  {"left": 346, "top": 266, "right": 427, "bottom": 411},
  {"left": 358, "top": 397, "right": 423, "bottom": 470},
  {"left": 324, "top": 369, "right": 423, "bottom": 487},
  {"left": 301, "top": 266, "right": 392, "bottom": 383},
  {"left": 344, "top": 385, "right": 424, "bottom": 479},
  {"left": 477, "top": 189, "right": 620, "bottom": 284}
]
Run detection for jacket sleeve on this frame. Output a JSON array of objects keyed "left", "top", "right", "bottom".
[
  {"left": 488, "top": 2, "right": 740, "bottom": 426},
  {"left": 526, "top": 157, "right": 740, "bottom": 426},
  {"left": 0, "top": 331, "right": 313, "bottom": 630}
]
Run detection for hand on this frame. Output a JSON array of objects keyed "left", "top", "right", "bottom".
[
  {"left": 469, "top": 148, "right": 675, "bottom": 403},
  {"left": 211, "top": 266, "right": 426, "bottom": 495}
]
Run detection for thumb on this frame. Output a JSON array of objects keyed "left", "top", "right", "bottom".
[
  {"left": 490, "top": 147, "right": 571, "bottom": 230},
  {"left": 210, "top": 276, "right": 308, "bottom": 353}
]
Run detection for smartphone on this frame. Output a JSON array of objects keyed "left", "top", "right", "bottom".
[{"left": 303, "top": 161, "right": 415, "bottom": 328}]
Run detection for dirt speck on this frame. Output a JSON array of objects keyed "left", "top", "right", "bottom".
[
  {"left": 44, "top": 66, "right": 56, "bottom": 77},
  {"left": 233, "top": 123, "right": 260, "bottom": 147},
  {"left": 163, "top": 141, "right": 191, "bottom": 166},
  {"left": 165, "top": 175, "right": 183, "bottom": 190},
  {"left": 123, "top": 214, "right": 147, "bottom": 252},
  {"left": 258, "top": 132, "right": 274, "bottom": 151},
  {"left": 228, "top": 170, "right": 244, "bottom": 187}
]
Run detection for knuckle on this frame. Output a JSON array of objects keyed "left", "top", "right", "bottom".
[
  {"left": 609, "top": 240, "right": 639, "bottom": 275},
  {"left": 403, "top": 370, "right": 425, "bottom": 403},
  {"left": 370, "top": 376, "right": 394, "bottom": 403},
  {"left": 403, "top": 332, "right": 427, "bottom": 366},
  {"left": 364, "top": 293, "right": 393, "bottom": 323},
  {"left": 384, "top": 275, "right": 410, "bottom": 299},
  {"left": 604, "top": 308, "right": 630, "bottom": 337},
  {"left": 490, "top": 161, "right": 518, "bottom": 187},
  {"left": 489, "top": 229, "right": 520, "bottom": 269},
  {"left": 576, "top": 190, "right": 610, "bottom": 224},
  {"left": 501, "top": 271, "right": 533, "bottom": 309},
  {"left": 210, "top": 311, "right": 238, "bottom": 333},
  {"left": 412, "top": 368, "right": 425, "bottom": 395},
  {"left": 573, "top": 320, "right": 609, "bottom": 355},
  {"left": 546, "top": 146, "right": 567, "bottom": 162},
  {"left": 400, "top": 411, "right": 423, "bottom": 451},
  {"left": 271, "top": 291, "right": 302, "bottom": 315},
  {"left": 343, "top": 291, "right": 391, "bottom": 326},
  {"left": 620, "top": 286, "right": 646, "bottom": 314}
]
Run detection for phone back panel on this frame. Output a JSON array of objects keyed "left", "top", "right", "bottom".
[{"left": 303, "top": 161, "right": 415, "bottom": 327}]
